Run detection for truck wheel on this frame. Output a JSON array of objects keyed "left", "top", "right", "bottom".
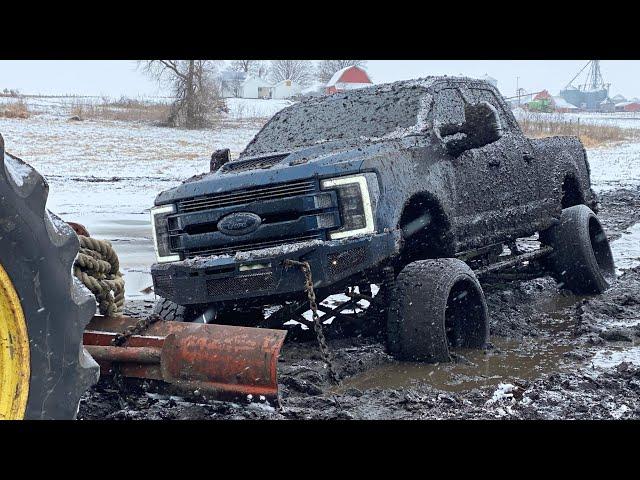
[
  {"left": 386, "top": 259, "right": 489, "bottom": 362},
  {"left": 542, "top": 205, "right": 615, "bottom": 294},
  {"left": 0, "top": 138, "right": 99, "bottom": 419},
  {"left": 153, "top": 297, "right": 201, "bottom": 322}
]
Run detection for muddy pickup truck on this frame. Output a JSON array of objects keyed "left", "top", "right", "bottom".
[{"left": 150, "top": 77, "right": 615, "bottom": 362}]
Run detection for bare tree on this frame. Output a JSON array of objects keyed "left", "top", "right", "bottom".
[
  {"left": 269, "top": 60, "right": 315, "bottom": 87},
  {"left": 139, "top": 60, "right": 224, "bottom": 129},
  {"left": 317, "top": 60, "right": 368, "bottom": 84},
  {"left": 230, "top": 60, "right": 269, "bottom": 79}
]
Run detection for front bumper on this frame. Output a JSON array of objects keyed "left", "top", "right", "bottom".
[{"left": 151, "top": 230, "right": 402, "bottom": 306}]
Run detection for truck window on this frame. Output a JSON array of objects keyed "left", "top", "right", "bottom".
[{"left": 433, "top": 88, "right": 466, "bottom": 129}]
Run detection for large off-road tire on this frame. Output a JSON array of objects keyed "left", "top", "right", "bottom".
[
  {"left": 386, "top": 258, "right": 489, "bottom": 362},
  {"left": 153, "top": 297, "right": 201, "bottom": 322},
  {"left": 542, "top": 205, "right": 615, "bottom": 294},
  {"left": 0, "top": 135, "right": 99, "bottom": 420}
]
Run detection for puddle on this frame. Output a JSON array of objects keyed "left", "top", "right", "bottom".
[
  {"left": 338, "top": 283, "right": 588, "bottom": 394},
  {"left": 337, "top": 336, "right": 574, "bottom": 393},
  {"left": 611, "top": 222, "right": 640, "bottom": 272}
]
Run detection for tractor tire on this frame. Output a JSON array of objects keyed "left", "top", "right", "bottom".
[
  {"left": 386, "top": 258, "right": 489, "bottom": 362},
  {"left": 542, "top": 205, "right": 615, "bottom": 294},
  {"left": 0, "top": 135, "right": 99, "bottom": 420}
]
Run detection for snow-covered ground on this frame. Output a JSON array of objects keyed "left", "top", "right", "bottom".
[
  {"left": 0, "top": 96, "right": 286, "bottom": 298},
  {"left": 1, "top": 102, "right": 639, "bottom": 299}
]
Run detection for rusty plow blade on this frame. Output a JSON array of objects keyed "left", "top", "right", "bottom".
[{"left": 84, "top": 316, "right": 286, "bottom": 403}]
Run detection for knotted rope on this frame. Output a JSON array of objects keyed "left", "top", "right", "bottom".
[{"left": 73, "top": 234, "right": 125, "bottom": 316}]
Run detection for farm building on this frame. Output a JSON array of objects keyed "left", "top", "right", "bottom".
[
  {"left": 219, "top": 71, "right": 302, "bottom": 100},
  {"left": 611, "top": 94, "right": 627, "bottom": 104},
  {"left": 325, "top": 66, "right": 373, "bottom": 94},
  {"left": 271, "top": 79, "right": 303, "bottom": 99},
  {"left": 615, "top": 101, "right": 640, "bottom": 112},
  {"left": 552, "top": 96, "right": 579, "bottom": 113}
]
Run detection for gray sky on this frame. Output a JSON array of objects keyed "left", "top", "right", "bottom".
[{"left": 0, "top": 60, "right": 638, "bottom": 98}]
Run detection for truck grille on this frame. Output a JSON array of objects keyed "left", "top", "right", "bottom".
[
  {"left": 206, "top": 271, "right": 275, "bottom": 297},
  {"left": 177, "top": 179, "right": 316, "bottom": 213},
  {"left": 184, "top": 234, "right": 321, "bottom": 259}
]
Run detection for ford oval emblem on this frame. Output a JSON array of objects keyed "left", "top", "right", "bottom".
[{"left": 217, "top": 212, "right": 262, "bottom": 236}]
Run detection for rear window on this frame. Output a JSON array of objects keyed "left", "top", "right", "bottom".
[{"left": 242, "top": 85, "right": 429, "bottom": 157}]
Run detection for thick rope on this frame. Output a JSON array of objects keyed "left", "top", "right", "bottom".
[{"left": 74, "top": 235, "right": 125, "bottom": 316}]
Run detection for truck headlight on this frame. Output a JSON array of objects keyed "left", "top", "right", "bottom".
[
  {"left": 150, "top": 204, "right": 181, "bottom": 263},
  {"left": 321, "top": 174, "right": 375, "bottom": 239}
]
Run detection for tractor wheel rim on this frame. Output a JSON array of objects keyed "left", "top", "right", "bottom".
[{"left": 0, "top": 262, "right": 29, "bottom": 420}]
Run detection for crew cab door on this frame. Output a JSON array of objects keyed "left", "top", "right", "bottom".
[{"left": 433, "top": 85, "right": 539, "bottom": 249}]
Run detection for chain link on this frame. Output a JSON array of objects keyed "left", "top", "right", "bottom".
[
  {"left": 284, "top": 259, "right": 340, "bottom": 384},
  {"left": 109, "top": 313, "right": 162, "bottom": 392},
  {"left": 111, "top": 314, "right": 162, "bottom": 347}
]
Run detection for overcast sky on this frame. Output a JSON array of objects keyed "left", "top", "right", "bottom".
[{"left": 0, "top": 60, "right": 638, "bottom": 98}]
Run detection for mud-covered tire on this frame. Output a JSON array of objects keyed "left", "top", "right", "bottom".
[
  {"left": 542, "top": 205, "right": 615, "bottom": 294},
  {"left": 386, "top": 258, "right": 489, "bottom": 362},
  {"left": 153, "top": 297, "right": 200, "bottom": 322},
  {"left": 0, "top": 135, "right": 99, "bottom": 419}
]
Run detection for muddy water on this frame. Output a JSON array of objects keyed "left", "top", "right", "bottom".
[{"left": 337, "top": 294, "right": 579, "bottom": 393}]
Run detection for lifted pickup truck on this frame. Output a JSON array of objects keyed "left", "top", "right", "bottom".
[{"left": 150, "top": 77, "right": 615, "bottom": 362}]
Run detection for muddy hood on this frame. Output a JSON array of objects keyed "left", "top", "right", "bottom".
[{"left": 154, "top": 140, "right": 395, "bottom": 205}]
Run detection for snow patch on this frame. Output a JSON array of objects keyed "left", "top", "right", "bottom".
[
  {"left": 486, "top": 383, "right": 517, "bottom": 405},
  {"left": 590, "top": 346, "right": 640, "bottom": 370},
  {"left": 4, "top": 152, "right": 31, "bottom": 187}
]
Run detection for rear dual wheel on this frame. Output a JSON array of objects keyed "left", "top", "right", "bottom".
[{"left": 542, "top": 205, "right": 615, "bottom": 294}]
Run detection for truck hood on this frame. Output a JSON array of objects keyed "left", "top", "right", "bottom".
[{"left": 154, "top": 139, "right": 400, "bottom": 205}]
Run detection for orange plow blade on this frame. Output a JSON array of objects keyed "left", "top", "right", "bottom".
[{"left": 84, "top": 315, "right": 286, "bottom": 403}]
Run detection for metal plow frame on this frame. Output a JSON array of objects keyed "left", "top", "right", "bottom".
[{"left": 84, "top": 315, "right": 286, "bottom": 403}]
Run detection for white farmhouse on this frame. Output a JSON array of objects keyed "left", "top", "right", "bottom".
[
  {"left": 242, "top": 76, "right": 273, "bottom": 99},
  {"left": 271, "top": 79, "right": 302, "bottom": 99},
  {"left": 220, "top": 71, "right": 272, "bottom": 99}
]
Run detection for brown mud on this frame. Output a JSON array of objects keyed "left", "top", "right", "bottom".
[{"left": 78, "top": 187, "right": 640, "bottom": 420}]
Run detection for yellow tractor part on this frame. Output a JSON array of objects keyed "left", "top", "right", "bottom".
[{"left": 0, "top": 262, "right": 30, "bottom": 420}]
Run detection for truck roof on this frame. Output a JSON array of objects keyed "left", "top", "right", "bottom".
[{"left": 241, "top": 76, "right": 487, "bottom": 158}]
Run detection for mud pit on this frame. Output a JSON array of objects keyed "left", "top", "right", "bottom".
[{"left": 78, "top": 187, "right": 640, "bottom": 420}]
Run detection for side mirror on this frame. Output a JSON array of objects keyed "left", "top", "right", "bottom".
[
  {"left": 442, "top": 132, "right": 470, "bottom": 157},
  {"left": 439, "top": 101, "right": 503, "bottom": 157},
  {"left": 210, "top": 148, "right": 230, "bottom": 172}
]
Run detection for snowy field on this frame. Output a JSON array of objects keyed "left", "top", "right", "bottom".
[
  {"left": 0, "top": 96, "right": 288, "bottom": 298},
  {"left": 1, "top": 101, "right": 639, "bottom": 299}
]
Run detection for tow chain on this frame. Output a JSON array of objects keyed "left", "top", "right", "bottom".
[
  {"left": 108, "top": 313, "right": 162, "bottom": 393},
  {"left": 284, "top": 259, "right": 340, "bottom": 384},
  {"left": 111, "top": 314, "right": 162, "bottom": 347}
]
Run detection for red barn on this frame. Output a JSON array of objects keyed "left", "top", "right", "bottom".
[
  {"left": 325, "top": 65, "right": 372, "bottom": 94},
  {"left": 533, "top": 90, "right": 552, "bottom": 101},
  {"left": 623, "top": 102, "right": 640, "bottom": 112}
]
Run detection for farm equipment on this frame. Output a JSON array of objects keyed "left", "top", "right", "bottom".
[{"left": 0, "top": 134, "right": 286, "bottom": 420}]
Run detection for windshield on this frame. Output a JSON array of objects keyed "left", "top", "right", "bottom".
[{"left": 241, "top": 84, "right": 430, "bottom": 157}]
